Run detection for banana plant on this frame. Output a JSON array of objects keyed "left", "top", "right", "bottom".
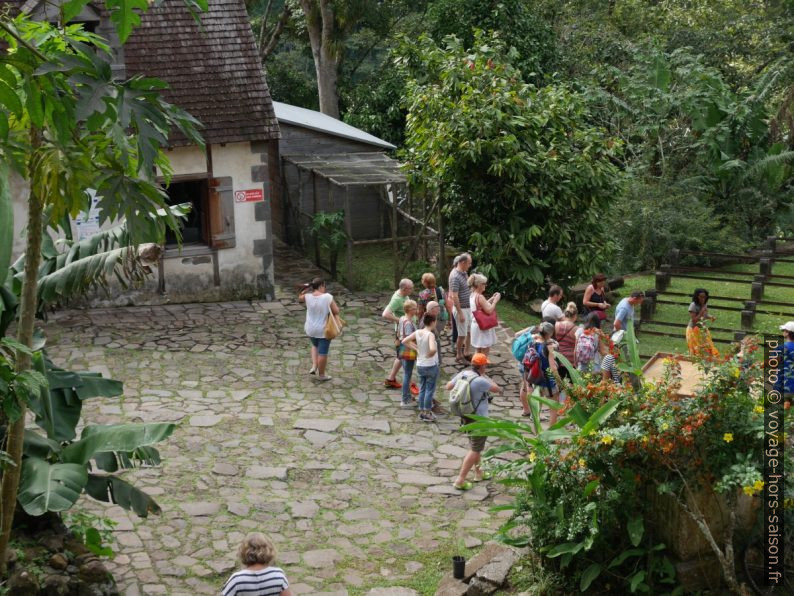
[
  {"left": 18, "top": 350, "right": 175, "bottom": 517},
  {"left": 0, "top": 205, "right": 186, "bottom": 518}
]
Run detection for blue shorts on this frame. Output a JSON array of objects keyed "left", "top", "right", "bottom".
[{"left": 310, "top": 337, "right": 331, "bottom": 356}]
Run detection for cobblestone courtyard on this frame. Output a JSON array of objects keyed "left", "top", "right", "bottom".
[{"left": 44, "top": 247, "right": 527, "bottom": 595}]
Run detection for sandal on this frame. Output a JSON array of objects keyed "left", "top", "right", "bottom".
[
  {"left": 453, "top": 481, "right": 473, "bottom": 491},
  {"left": 521, "top": 411, "right": 532, "bottom": 417},
  {"left": 474, "top": 471, "right": 492, "bottom": 482}
]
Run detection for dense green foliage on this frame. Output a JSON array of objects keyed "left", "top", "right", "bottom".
[
  {"left": 258, "top": 0, "right": 794, "bottom": 295},
  {"left": 467, "top": 330, "right": 776, "bottom": 593},
  {"left": 398, "top": 33, "right": 622, "bottom": 298}
]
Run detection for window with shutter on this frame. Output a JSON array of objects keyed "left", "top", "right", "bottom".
[{"left": 209, "top": 176, "right": 236, "bottom": 249}]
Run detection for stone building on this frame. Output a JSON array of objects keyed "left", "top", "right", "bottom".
[{"left": 5, "top": 0, "right": 281, "bottom": 303}]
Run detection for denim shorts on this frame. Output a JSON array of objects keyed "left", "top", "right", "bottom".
[{"left": 310, "top": 337, "right": 331, "bottom": 356}]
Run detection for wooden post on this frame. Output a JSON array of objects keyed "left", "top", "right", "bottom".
[
  {"left": 312, "top": 172, "right": 320, "bottom": 267},
  {"left": 655, "top": 271, "right": 669, "bottom": 292},
  {"left": 751, "top": 281, "right": 763, "bottom": 301},
  {"left": 741, "top": 309, "right": 755, "bottom": 330},
  {"left": 407, "top": 185, "right": 415, "bottom": 260},
  {"left": 296, "top": 168, "right": 305, "bottom": 251},
  {"left": 344, "top": 186, "right": 354, "bottom": 287},
  {"left": 390, "top": 186, "right": 399, "bottom": 288},
  {"left": 760, "top": 258, "right": 772, "bottom": 276},
  {"left": 421, "top": 189, "right": 428, "bottom": 261}
]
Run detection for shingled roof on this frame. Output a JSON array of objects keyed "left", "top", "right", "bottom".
[
  {"left": 2, "top": 0, "right": 280, "bottom": 146},
  {"left": 125, "top": 0, "right": 280, "bottom": 146}
]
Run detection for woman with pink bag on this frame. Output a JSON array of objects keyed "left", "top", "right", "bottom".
[{"left": 468, "top": 273, "right": 501, "bottom": 356}]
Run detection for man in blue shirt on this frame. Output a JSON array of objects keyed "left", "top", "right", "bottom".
[{"left": 613, "top": 291, "right": 645, "bottom": 332}]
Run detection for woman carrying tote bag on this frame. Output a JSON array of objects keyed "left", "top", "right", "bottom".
[
  {"left": 299, "top": 277, "right": 340, "bottom": 382},
  {"left": 468, "top": 273, "right": 501, "bottom": 356}
]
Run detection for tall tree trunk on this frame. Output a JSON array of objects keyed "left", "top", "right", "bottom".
[
  {"left": 0, "top": 133, "right": 44, "bottom": 574},
  {"left": 300, "top": 0, "right": 340, "bottom": 118}
]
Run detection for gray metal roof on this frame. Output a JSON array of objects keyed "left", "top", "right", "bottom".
[{"left": 274, "top": 102, "right": 396, "bottom": 151}]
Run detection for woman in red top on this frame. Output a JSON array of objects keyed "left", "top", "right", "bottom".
[{"left": 555, "top": 302, "right": 579, "bottom": 394}]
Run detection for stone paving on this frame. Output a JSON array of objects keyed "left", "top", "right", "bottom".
[{"left": 44, "top": 244, "right": 529, "bottom": 595}]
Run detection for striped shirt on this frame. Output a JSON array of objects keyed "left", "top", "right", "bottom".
[{"left": 222, "top": 566, "right": 288, "bottom": 596}]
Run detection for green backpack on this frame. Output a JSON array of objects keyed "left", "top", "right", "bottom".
[{"left": 449, "top": 371, "right": 480, "bottom": 417}]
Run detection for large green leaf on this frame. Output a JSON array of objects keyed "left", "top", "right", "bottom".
[
  {"left": 0, "top": 160, "right": 11, "bottom": 289},
  {"left": 28, "top": 354, "right": 82, "bottom": 441},
  {"left": 580, "top": 398, "right": 623, "bottom": 436},
  {"left": 85, "top": 474, "right": 162, "bottom": 517},
  {"left": 62, "top": 423, "right": 175, "bottom": 465},
  {"left": 580, "top": 563, "right": 602, "bottom": 592},
  {"left": 22, "top": 429, "right": 62, "bottom": 459},
  {"left": 553, "top": 352, "right": 583, "bottom": 386},
  {"left": 18, "top": 459, "right": 87, "bottom": 515}
]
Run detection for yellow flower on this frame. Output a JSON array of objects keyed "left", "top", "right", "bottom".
[
  {"left": 732, "top": 367, "right": 741, "bottom": 378},
  {"left": 723, "top": 433, "right": 734, "bottom": 443},
  {"left": 578, "top": 458, "right": 586, "bottom": 468},
  {"left": 743, "top": 486, "right": 755, "bottom": 496},
  {"left": 601, "top": 435, "right": 614, "bottom": 445},
  {"left": 529, "top": 451, "right": 537, "bottom": 462},
  {"left": 661, "top": 423, "right": 669, "bottom": 431},
  {"left": 753, "top": 480, "right": 764, "bottom": 492},
  {"left": 754, "top": 405, "right": 764, "bottom": 415},
  {"left": 621, "top": 409, "right": 630, "bottom": 417},
  {"left": 641, "top": 436, "right": 649, "bottom": 444}
]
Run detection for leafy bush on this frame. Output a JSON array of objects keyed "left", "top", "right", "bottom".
[
  {"left": 468, "top": 326, "right": 775, "bottom": 593},
  {"left": 399, "top": 31, "right": 622, "bottom": 300},
  {"left": 310, "top": 210, "right": 348, "bottom": 280},
  {"left": 609, "top": 181, "right": 747, "bottom": 272}
]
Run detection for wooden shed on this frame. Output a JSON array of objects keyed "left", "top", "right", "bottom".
[{"left": 273, "top": 101, "right": 398, "bottom": 242}]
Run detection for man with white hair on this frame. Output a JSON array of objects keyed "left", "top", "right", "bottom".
[
  {"left": 382, "top": 278, "right": 417, "bottom": 392},
  {"left": 448, "top": 253, "right": 473, "bottom": 364}
]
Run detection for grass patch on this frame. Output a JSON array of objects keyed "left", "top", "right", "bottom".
[{"left": 347, "top": 540, "right": 467, "bottom": 596}]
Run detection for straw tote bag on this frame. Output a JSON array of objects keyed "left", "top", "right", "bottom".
[{"left": 324, "top": 306, "right": 345, "bottom": 340}]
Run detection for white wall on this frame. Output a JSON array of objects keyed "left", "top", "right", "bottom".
[{"left": 7, "top": 141, "right": 275, "bottom": 305}]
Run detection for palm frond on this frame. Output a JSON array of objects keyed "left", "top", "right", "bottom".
[
  {"left": 742, "top": 150, "right": 794, "bottom": 182},
  {"left": 37, "top": 247, "right": 149, "bottom": 308}
]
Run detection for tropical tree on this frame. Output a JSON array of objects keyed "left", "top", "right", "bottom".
[
  {"left": 398, "top": 31, "right": 622, "bottom": 299},
  {"left": 0, "top": 0, "right": 205, "bottom": 573}
]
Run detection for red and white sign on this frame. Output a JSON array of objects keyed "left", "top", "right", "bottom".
[{"left": 234, "top": 188, "right": 264, "bottom": 203}]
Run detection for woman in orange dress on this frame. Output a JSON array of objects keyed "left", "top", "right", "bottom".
[{"left": 686, "top": 289, "right": 719, "bottom": 360}]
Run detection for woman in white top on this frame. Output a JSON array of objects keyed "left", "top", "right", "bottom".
[
  {"left": 298, "top": 278, "right": 339, "bottom": 382},
  {"left": 468, "top": 273, "right": 501, "bottom": 355},
  {"left": 402, "top": 313, "right": 439, "bottom": 422}
]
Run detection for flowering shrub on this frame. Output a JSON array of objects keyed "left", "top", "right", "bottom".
[{"left": 466, "top": 332, "right": 786, "bottom": 593}]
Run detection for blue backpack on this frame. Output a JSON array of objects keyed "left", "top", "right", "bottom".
[{"left": 512, "top": 332, "right": 532, "bottom": 362}]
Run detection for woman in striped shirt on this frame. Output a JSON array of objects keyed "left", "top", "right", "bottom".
[{"left": 222, "top": 533, "right": 292, "bottom": 596}]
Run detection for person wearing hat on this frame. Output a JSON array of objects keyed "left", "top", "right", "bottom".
[
  {"left": 777, "top": 321, "right": 794, "bottom": 397},
  {"left": 447, "top": 352, "right": 503, "bottom": 490}
]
